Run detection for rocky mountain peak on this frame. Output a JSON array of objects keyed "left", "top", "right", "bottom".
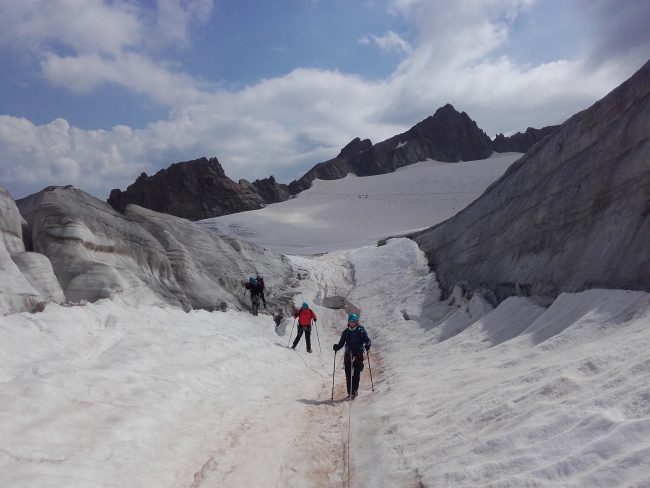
[
  {"left": 108, "top": 157, "right": 266, "bottom": 220},
  {"left": 108, "top": 104, "right": 560, "bottom": 220},
  {"left": 288, "top": 103, "right": 495, "bottom": 194},
  {"left": 337, "top": 137, "right": 372, "bottom": 158}
]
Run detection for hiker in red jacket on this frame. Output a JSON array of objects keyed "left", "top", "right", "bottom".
[{"left": 291, "top": 302, "right": 317, "bottom": 353}]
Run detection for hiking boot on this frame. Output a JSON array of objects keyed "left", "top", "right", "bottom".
[
  {"left": 351, "top": 391, "right": 358, "bottom": 399},
  {"left": 291, "top": 344, "right": 296, "bottom": 349},
  {"left": 307, "top": 348, "right": 312, "bottom": 353}
]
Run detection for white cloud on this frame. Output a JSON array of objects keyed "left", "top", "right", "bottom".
[
  {"left": 0, "top": 0, "right": 216, "bottom": 108},
  {"left": 364, "top": 31, "right": 412, "bottom": 55},
  {"left": 0, "top": 116, "right": 142, "bottom": 194},
  {"left": 0, "top": 0, "right": 141, "bottom": 55},
  {"left": 576, "top": 0, "right": 650, "bottom": 68},
  {"left": 41, "top": 52, "right": 210, "bottom": 108},
  {"left": 155, "top": 0, "right": 215, "bottom": 46}
]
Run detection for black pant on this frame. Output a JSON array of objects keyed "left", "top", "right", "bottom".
[
  {"left": 344, "top": 351, "right": 365, "bottom": 394},
  {"left": 260, "top": 291, "right": 266, "bottom": 307},
  {"left": 292, "top": 325, "right": 311, "bottom": 350}
]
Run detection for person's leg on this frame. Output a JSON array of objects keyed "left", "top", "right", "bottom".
[
  {"left": 292, "top": 327, "right": 304, "bottom": 349},
  {"left": 351, "top": 353, "right": 364, "bottom": 395},
  {"left": 305, "top": 326, "right": 312, "bottom": 351},
  {"left": 261, "top": 291, "right": 266, "bottom": 307},
  {"left": 344, "top": 353, "right": 352, "bottom": 394}
]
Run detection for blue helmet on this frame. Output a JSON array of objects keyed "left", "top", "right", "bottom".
[
  {"left": 301, "top": 302, "right": 308, "bottom": 309},
  {"left": 348, "top": 313, "right": 359, "bottom": 322}
]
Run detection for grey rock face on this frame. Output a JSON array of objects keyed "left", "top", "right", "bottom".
[
  {"left": 124, "top": 204, "right": 294, "bottom": 311},
  {"left": 289, "top": 105, "right": 493, "bottom": 194},
  {"left": 0, "top": 186, "right": 25, "bottom": 255},
  {"left": 108, "top": 157, "right": 274, "bottom": 221},
  {"left": 371, "top": 103, "right": 493, "bottom": 171},
  {"left": 0, "top": 185, "right": 63, "bottom": 314},
  {"left": 411, "top": 59, "right": 650, "bottom": 301},
  {"left": 19, "top": 186, "right": 180, "bottom": 307},
  {"left": 16, "top": 186, "right": 294, "bottom": 312},
  {"left": 288, "top": 138, "right": 371, "bottom": 194},
  {"left": 11, "top": 252, "right": 66, "bottom": 304},
  {"left": 492, "top": 125, "right": 559, "bottom": 153},
  {"left": 338, "top": 137, "right": 373, "bottom": 158},
  {"left": 251, "top": 175, "right": 291, "bottom": 203}
]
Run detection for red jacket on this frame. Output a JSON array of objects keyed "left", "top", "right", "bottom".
[{"left": 293, "top": 308, "right": 317, "bottom": 326}]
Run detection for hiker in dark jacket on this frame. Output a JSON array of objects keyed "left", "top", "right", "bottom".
[
  {"left": 333, "top": 313, "right": 371, "bottom": 399},
  {"left": 243, "top": 277, "right": 262, "bottom": 310},
  {"left": 292, "top": 302, "right": 317, "bottom": 353},
  {"left": 256, "top": 273, "right": 267, "bottom": 308}
]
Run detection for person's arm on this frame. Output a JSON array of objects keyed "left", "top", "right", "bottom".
[
  {"left": 311, "top": 310, "right": 317, "bottom": 322},
  {"left": 333, "top": 330, "right": 347, "bottom": 351},
  {"left": 363, "top": 329, "right": 371, "bottom": 350}
]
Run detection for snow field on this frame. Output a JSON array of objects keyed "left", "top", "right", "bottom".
[
  {"left": 0, "top": 296, "right": 349, "bottom": 487},
  {"left": 1, "top": 237, "right": 649, "bottom": 487},
  {"left": 344, "top": 239, "right": 650, "bottom": 488},
  {"left": 201, "top": 153, "right": 522, "bottom": 255}
]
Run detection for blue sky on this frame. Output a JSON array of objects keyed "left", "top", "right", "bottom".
[{"left": 1, "top": 0, "right": 649, "bottom": 199}]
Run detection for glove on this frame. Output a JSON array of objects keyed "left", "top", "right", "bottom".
[
  {"left": 333, "top": 344, "right": 340, "bottom": 352},
  {"left": 365, "top": 344, "right": 371, "bottom": 351}
]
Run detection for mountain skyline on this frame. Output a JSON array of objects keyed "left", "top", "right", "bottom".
[{"left": 1, "top": 0, "right": 649, "bottom": 200}]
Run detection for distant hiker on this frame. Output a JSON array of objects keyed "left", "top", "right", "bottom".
[
  {"left": 333, "top": 314, "right": 371, "bottom": 399},
  {"left": 243, "top": 277, "right": 262, "bottom": 314},
  {"left": 256, "top": 273, "right": 267, "bottom": 308},
  {"left": 292, "top": 302, "right": 317, "bottom": 353}
]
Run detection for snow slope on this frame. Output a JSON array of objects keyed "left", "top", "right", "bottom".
[
  {"left": 2, "top": 153, "right": 649, "bottom": 487},
  {"left": 201, "top": 153, "right": 522, "bottom": 254}
]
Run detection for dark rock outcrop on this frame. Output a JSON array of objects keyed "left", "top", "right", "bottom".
[
  {"left": 108, "top": 157, "right": 284, "bottom": 221},
  {"left": 492, "top": 125, "right": 559, "bottom": 153},
  {"left": 251, "top": 175, "right": 291, "bottom": 203},
  {"left": 411, "top": 59, "right": 650, "bottom": 302},
  {"left": 289, "top": 104, "right": 493, "bottom": 194},
  {"left": 288, "top": 138, "right": 372, "bottom": 194}
]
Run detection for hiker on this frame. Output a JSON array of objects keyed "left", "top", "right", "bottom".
[
  {"left": 291, "top": 302, "right": 317, "bottom": 353},
  {"left": 256, "top": 273, "right": 267, "bottom": 308},
  {"left": 333, "top": 313, "right": 371, "bottom": 399},
  {"left": 243, "top": 277, "right": 262, "bottom": 314}
]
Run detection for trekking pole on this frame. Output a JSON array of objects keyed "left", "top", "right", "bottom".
[
  {"left": 366, "top": 350, "right": 374, "bottom": 391},
  {"left": 287, "top": 317, "right": 297, "bottom": 346},
  {"left": 313, "top": 320, "right": 321, "bottom": 352},
  {"left": 347, "top": 351, "right": 352, "bottom": 399},
  {"left": 331, "top": 350, "right": 337, "bottom": 401}
]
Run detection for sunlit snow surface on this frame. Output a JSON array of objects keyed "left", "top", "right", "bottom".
[
  {"left": 2, "top": 154, "right": 649, "bottom": 487},
  {"left": 201, "top": 153, "right": 522, "bottom": 254}
]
